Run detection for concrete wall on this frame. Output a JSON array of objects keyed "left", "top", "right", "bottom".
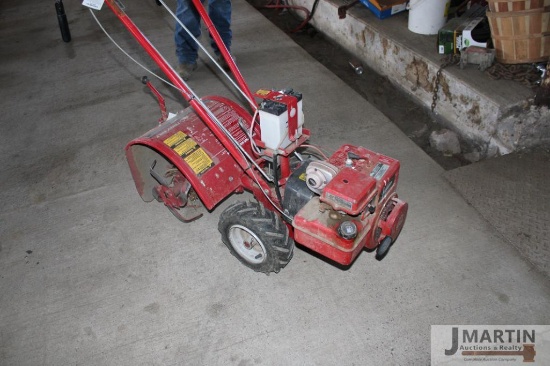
[{"left": 287, "top": 0, "right": 550, "bottom": 157}]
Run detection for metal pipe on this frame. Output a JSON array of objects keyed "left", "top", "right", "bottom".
[{"left": 55, "top": 0, "right": 71, "bottom": 42}]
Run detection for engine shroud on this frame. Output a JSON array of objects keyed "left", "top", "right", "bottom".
[{"left": 292, "top": 144, "right": 408, "bottom": 265}]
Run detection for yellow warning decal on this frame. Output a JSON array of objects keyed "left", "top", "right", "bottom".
[
  {"left": 163, "top": 131, "right": 187, "bottom": 148},
  {"left": 255, "top": 89, "right": 271, "bottom": 96},
  {"left": 184, "top": 148, "right": 214, "bottom": 176},
  {"left": 164, "top": 130, "right": 214, "bottom": 175},
  {"left": 298, "top": 172, "right": 306, "bottom": 181},
  {"left": 174, "top": 137, "right": 197, "bottom": 157}
]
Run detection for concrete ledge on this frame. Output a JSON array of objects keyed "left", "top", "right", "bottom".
[{"left": 290, "top": 0, "right": 550, "bottom": 157}]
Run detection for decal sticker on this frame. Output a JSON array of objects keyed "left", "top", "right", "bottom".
[
  {"left": 164, "top": 131, "right": 214, "bottom": 175},
  {"left": 370, "top": 162, "right": 389, "bottom": 181},
  {"left": 174, "top": 137, "right": 198, "bottom": 157},
  {"left": 184, "top": 148, "right": 214, "bottom": 176},
  {"left": 163, "top": 131, "right": 187, "bottom": 149},
  {"left": 324, "top": 192, "right": 352, "bottom": 210},
  {"left": 255, "top": 89, "right": 271, "bottom": 96}
]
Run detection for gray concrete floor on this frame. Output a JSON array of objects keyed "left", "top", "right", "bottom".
[
  {"left": 444, "top": 148, "right": 550, "bottom": 279},
  {"left": 1, "top": 1, "right": 549, "bottom": 365}
]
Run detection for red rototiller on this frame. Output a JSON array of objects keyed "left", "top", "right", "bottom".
[{"left": 89, "top": 0, "right": 408, "bottom": 273}]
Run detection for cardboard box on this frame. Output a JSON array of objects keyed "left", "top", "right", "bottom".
[
  {"left": 462, "top": 18, "right": 488, "bottom": 49},
  {"left": 438, "top": 5, "right": 488, "bottom": 54},
  {"left": 359, "top": 0, "right": 408, "bottom": 19}
]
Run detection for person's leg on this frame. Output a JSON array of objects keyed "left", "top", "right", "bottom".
[
  {"left": 208, "top": 0, "right": 232, "bottom": 55},
  {"left": 175, "top": 0, "right": 202, "bottom": 65}
]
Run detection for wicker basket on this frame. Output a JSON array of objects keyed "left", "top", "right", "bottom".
[
  {"left": 488, "top": 0, "right": 550, "bottom": 12},
  {"left": 487, "top": 9, "right": 550, "bottom": 35},
  {"left": 488, "top": 9, "right": 550, "bottom": 63},
  {"left": 491, "top": 32, "right": 550, "bottom": 63}
]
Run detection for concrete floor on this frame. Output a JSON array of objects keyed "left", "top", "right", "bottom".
[
  {"left": 444, "top": 148, "right": 550, "bottom": 279},
  {"left": 1, "top": 1, "right": 549, "bottom": 365}
]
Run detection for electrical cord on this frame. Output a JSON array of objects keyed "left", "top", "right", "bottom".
[{"left": 308, "top": 0, "right": 321, "bottom": 21}]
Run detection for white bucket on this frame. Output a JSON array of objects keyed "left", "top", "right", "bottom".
[{"left": 408, "top": 0, "right": 451, "bottom": 35}]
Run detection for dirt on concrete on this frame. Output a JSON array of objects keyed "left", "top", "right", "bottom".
[{"left": 249, "top": 2, "right": 473, "bottom": 170}]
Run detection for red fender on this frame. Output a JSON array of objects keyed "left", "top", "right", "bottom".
[{"left": 125, "top": 96, "right": 256, "bottom": 210}]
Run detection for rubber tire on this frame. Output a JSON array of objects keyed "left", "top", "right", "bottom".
[
  {"left": 218, "top": 201, "right": 294, "bottom": 273},
  {"left": 375, "top": 236, "right": 392, "bottom": 261}
]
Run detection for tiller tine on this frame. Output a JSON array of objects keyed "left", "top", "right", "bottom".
[{"left": 150, "top": 160, "right": 204, "bottom": 223}]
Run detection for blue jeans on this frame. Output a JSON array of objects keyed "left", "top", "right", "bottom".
[{"left": 175, "top": 0, "right": 232, "bottom": 65}]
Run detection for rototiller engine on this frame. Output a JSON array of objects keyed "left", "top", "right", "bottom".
[{"left": 92, "top": 0, "right": 408, "bottom": 273}]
